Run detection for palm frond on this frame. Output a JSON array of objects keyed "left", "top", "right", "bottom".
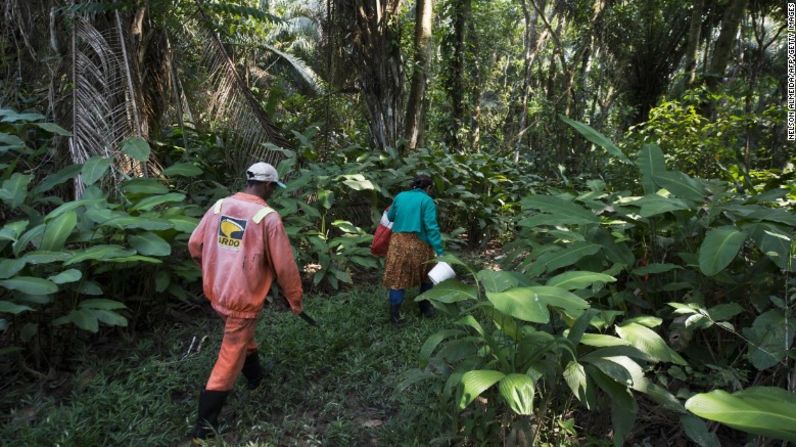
[{"left": 259, "top": 43, "right": 324, "bottom": 96}]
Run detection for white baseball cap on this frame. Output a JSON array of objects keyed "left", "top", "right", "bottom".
[{"left": 246, "top": 162, "right": 286, "bottom": 188}]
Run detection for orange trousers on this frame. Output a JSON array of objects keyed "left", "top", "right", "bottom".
[{"left": 205, "top": 314, "right": 258, "bottom": 391}]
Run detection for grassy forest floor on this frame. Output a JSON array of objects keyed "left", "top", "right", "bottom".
[{"left": 1, "top": 284, "right": 461, "bottom": 447}]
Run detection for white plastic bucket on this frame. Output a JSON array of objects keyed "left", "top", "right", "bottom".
[{"left": 428, "top": 261, "right": 456, "bottom": 285}]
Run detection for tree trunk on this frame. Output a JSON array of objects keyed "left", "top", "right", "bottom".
[
  {"left": 706, "top": 0, "right": 746, "bottom": 89},
  {"left": 684, "top": 0, "right": 704, "bottom": 86},
  {"left": 404, "top": 0, "right": 433, "bottom": 151},
  {"left": 446, "top": 0, "right": 468, "bottom": 152}
]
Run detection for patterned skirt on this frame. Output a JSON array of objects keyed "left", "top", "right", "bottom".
[{"left": 383, "top": 232, "right": 435, "bottom": 290}]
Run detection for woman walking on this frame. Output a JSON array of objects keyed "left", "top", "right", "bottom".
[{"left": 383, "top": 174, "right": 444, "bottom": 325}]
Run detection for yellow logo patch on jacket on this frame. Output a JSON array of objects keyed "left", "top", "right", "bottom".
[{"left": 218, "top": 215, "right": 247, "bottom": 249}]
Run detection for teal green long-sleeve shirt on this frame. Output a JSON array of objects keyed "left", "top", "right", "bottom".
[{"left": 387, "top": 189, "right": 444, "bottom": 255}]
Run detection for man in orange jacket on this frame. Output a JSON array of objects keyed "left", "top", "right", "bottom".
[{"left": 187, "top": 162, "right": 303, "bottom": 439}]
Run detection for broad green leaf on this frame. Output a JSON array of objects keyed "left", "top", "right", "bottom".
[
  {"left": 632, "top": 263, "right": 681, "bottom": 275},
  {"left": 616, "top": 322, "right": 686, "bottom": 365},
  {"left": 35, "top": 122, "right": 71, "bottom": 136},
  {"left": 0, "top": 258, "right": 26, "bottom": 279},
  {"left": 163, "top": 162, "right": 202, "bottom": 177},
  {"left": 580, "top": 333, "right": 631, "bottom": 347},
  {"left": 748, "top": 208, "right": 796, "bottom": 226},
  {"left": 559, "top": 115, "right": 631, "bottom": 164},
  {"left": 79, "top": 298, "right": 126, "bottom": 310},
  {"left": 590, "top": 367, "right": 636, "bottom": 447},
  {"left": 95, "top": 309, "right": 128, "bottom": 327},
  {"left": 77, "top": 281, "right": 103, "bottom": 296},
  {"left": 685, "top": 387, "right": 796, "bottom": 442},
  {"left": 122, "top": 178, "right": 169, "bottom": 195},
  {"left": 632, "top": 194, "right": 691, "bottom": 217},
  {"left": 546, "top": 271, "right": 616, "bottom": 290},
  {"left": 40, "top": 210, "right": 77, "bottom": 251},
  {"left": 652, "top": 171, "right": 706, "bottom": 202},
  {"left": 458, "top": 370, "right": 506, "bottom": 409},
  {"left": 168, "top": 216, "right": 200, "bottom": 233},
  {"left": 0, "top": 300, "right": 33, "bottom": 314},
  {"left": 0, "top": 277, "right": 58, "bottom": 295},
  {"left": 698, "top": 228, "right": 746, "bottom": 276},
  {"left": 680, "top": 415, "right": 720, "bottom": 447},
  {"left": 520, "top": 195, "right": 599, "bottom": 224},
  {"left": 498, "top": 374, "right": 535, "bottom": 415},
  {"left": 101, "top": 216, "right": 173, "bottom": 231},
  {"left": 48, "top": 269, "right": 82, "bottom": 284},
  {"left": 33, "top": 164, "right": 83, "bottom": 194},
  {"left": 64, "top": 245, "right": 136, "bottom": 265},
  {"left": 0, "top": 109, "right": 46, "bottom": 122},
  {"left": 0, "top": 220, "right": 29, "bottom": 243},
  {"left": 21, "top": 250, "right": 71, "bottom": 264},
  {"left": 44, "top": 198, "right": 104, "bottom": 221},
  {"left": 742, "top": 309, "right": 793, "bottom": 370},
  {"left": 563, "top": 361, "right": 589, "bottom": 407},
  {"left": 745, "top": 223, "right": 794, "bottom": 270},
  {"left": 0, "top": 132, "right": 25, "bottom": 152},
  {"left": 121, "top": 136, "right": 151, "bottom": 161},
  {"left": 486, "top": 287, "right": 549, "bottom": 323},
  {"left": 81, "top": 156, "right": 112, "bottom": 185},
  {"left": 12, "top": 224, "right": 44, "bottom": 256},
  {"left": 586, "top": 358, "right": 634, "bottom": 387},
  {"left": 20, "top": 322, "right": 37, "bottom": 342},
  {"left": 107, "top": 255, "right": 163, "bottom": 264},
  {"left": 0, "top": 173, "right": 32, "bottom": 208},
  {"left": 477, "top": 269, "right": 521, "bottom": 293},
  {"left": 416, "top": 279, "right": 478, "bottom": 304},
  {"left": 339, "top": 174, "right": 375, "bottom": 191},
  {"left": 419, "top": 329, "right": 465, "bottom": 365},
  {"left": 128, "top": 232, "right": 171, "bottom": 257},
  {"left": 130, "top": 193, "right": 186, "bottom": 212},
  {"left": 637, "top": 144, "right": 667, "bottom": 194},
  {"left": 707, "top": 303, "right": 743, "bottom": 321},
  {"left": 528, "top": 286, "right": 590, "bottom": 317},
  {"left": 54, "top": 309, "right": 98, "bottom": 332},
  {"left": 621, "top": 316, "right": 662, "bottom": 328},
  {"left": 397, "top": 368, "right": 438, "bottom": 392},
  {"left": 528, "top": 242, "right": 601, "bottom": 276}
]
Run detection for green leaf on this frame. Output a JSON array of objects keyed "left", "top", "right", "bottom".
[
  {"left": 339, "top": 174, "right": 375, "bottom": 191},
  {"left": 64, "top": 245, "right": 136, "bottom": 265},
  {"left": 477, "top": 269, "right": 522, "bottom": 293},
  {"left": 94, "top": 309, "right": 128, "bottom": 327},
  {"left": 122, "top": 178, "right": 169, "bottom": 195},
  {"left": 458, "top": 370, "right": 506, "bottom": 410},
  {"left": 559, "top": 115, "right": 631, "bottom": 164},
  {"left": 40, "top": 210, "right": 77, "bottom": 251},
  {"left": 77, "top": 281, "right": 103, "bottom": 296},
  {"left": 168, "top": 216, "right": 200, "bottom": 233},
  {"left": 0, "top": 258, "right": 26, "bottom": 279},
  {"left": 128, "top": 232, "right": 171, "bottom": 257},
  {"left": 35, "top": 122, "right": 71, "bottom": 136},
  {"left": 632, "top": 194, "right": 691, "bottom": 217},
  {"left": 498, "top": 374, "right": 535, "bottom": 415},
  {"left": 637, "top": 144, "right": 667, "bottom": 194},
  {"left": 698, "top": 228, "right": 746, "bottom": 276},
  {"left": 563, "top": 361, "right": 589, "bottom": 408},
  {"left": 12, "top": 224, "right": 44, "bottom": 256},
  {"left": 81, "top": 156, "right": 113, "bottom": 185},
  {"left": 48, "top": 269, "right": 82, "bottom": 284},
  {"left": 420, "top": 329, "right": 465, "bottom": 365},
  {"left": 101, "top": 216, "right": 173, "bottom": 231},
  {"left": 579, "top": 334, "right": 632, "bottom": 347},
  {"left": 486, "top": 287, "right": 549, "bottom": 323},
  {"left": 20, "top": 322, "right": 38, "bottom": 342},
  {"left": 680, "top": 415, "right": 720, "bottom": 447},
  {"left": 0, "top": 300, "right": 33, "bottom": 314},
  {"left": 528, "top": 242, "right": 601, "bottom": 276},
  {"left": 520, "top": 195, "right": 599, "bottom": 224},
  {"left": 155, "top": 271, "right": 170, "bottom": 293},
  {"left": 546, "top": 271, "right": 616, "bottom": 290},
  {"left": 528, "top": 286, "right": 590, "bottom": 317},
  {"left": 54, "top": 309, "right": 98, "bottom": 332},
  {"left": 0, "top": 132, "right": 25, "bottom": 152},
  {"left": 616, "top": 322, "right": 686, "bottom": 365},
  {"left": 416, "top": 279, "right": 478, "bottom": 304},
  {"left": 631, "top": 263, "right": 681, "bottom": 276},
  {"left": 0, "top": 109, "right": 46, "bottom": 122},
  {"left": 45, "top": 198, "right": 103, "bottom": 221},
  {"left": 22, "top": 250, "right": 72, "bottom": 264},
  {"left": 746, "top": 223, "right": 794, "bottom": 270},
  {"left": 652, "top": 171, "right": 706, "bottom": 202},
  {"left": 707, "top": 303, "right": 743, "bottom": 321},
  {"left": 0, "top": 277, "right": 58, "bottom": 295},
  {"left": 130, "top": 193, "right": 186, "bottom": 212},
  {"left": 743, "top": 309, "right": 792, "bottom": 370},
  {"left": 79, "top": 298, "right": 126, "bottom": 310},
  {"left": 0, "top": 220, "right": 29, "bottom": 243},
  {"left": 590, "top": 367, "right": 636, "bottom": 447},
  {"left": 685, "top": 387, "right": 796, "bottom": 442},
  {"left": 0, "top": 173, "right": 32, "bottom": 208},
  {"left": 121, "top": 136, "right": 151, "bottom": 161},
  {"left": 33, "top": 164, "right": 83, "bottom": 194},
  {"left": 163, "top": 162, "right": 202, "bottom": 177}
]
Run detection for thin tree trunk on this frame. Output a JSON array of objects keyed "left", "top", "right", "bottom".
[
  {"left": 706, "top": 0, "right": 746, "bottom": 89},
  {"left": 684, "top": 0, "right": 704, "bottom": 86},
  {"left": 404, "top": 0, "right": 433, "bottom": 151},
  {"left": 447, "top": 0, "right": 467, "bottom": 152}
]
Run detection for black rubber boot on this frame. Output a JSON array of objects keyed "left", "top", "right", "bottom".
[
  {"left": 191, "top": 389, "right": 229, "bottom": 440},
  {"left": 390, "top": 303, "right": 404, "bottom": 326},
  {"left": 418, "top": 299, "right": 436, "bottom": 318},
  {"left": 241, "top": 352, "right": 264, "bottom": 390}
]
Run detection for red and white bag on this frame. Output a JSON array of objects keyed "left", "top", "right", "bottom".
[{"left": 370, "top": 207, "right": 393, "bottom": 256}]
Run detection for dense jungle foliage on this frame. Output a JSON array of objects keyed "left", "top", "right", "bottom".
[{"left": 0, "top": 0, "right": 794, "bottom": 445}]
